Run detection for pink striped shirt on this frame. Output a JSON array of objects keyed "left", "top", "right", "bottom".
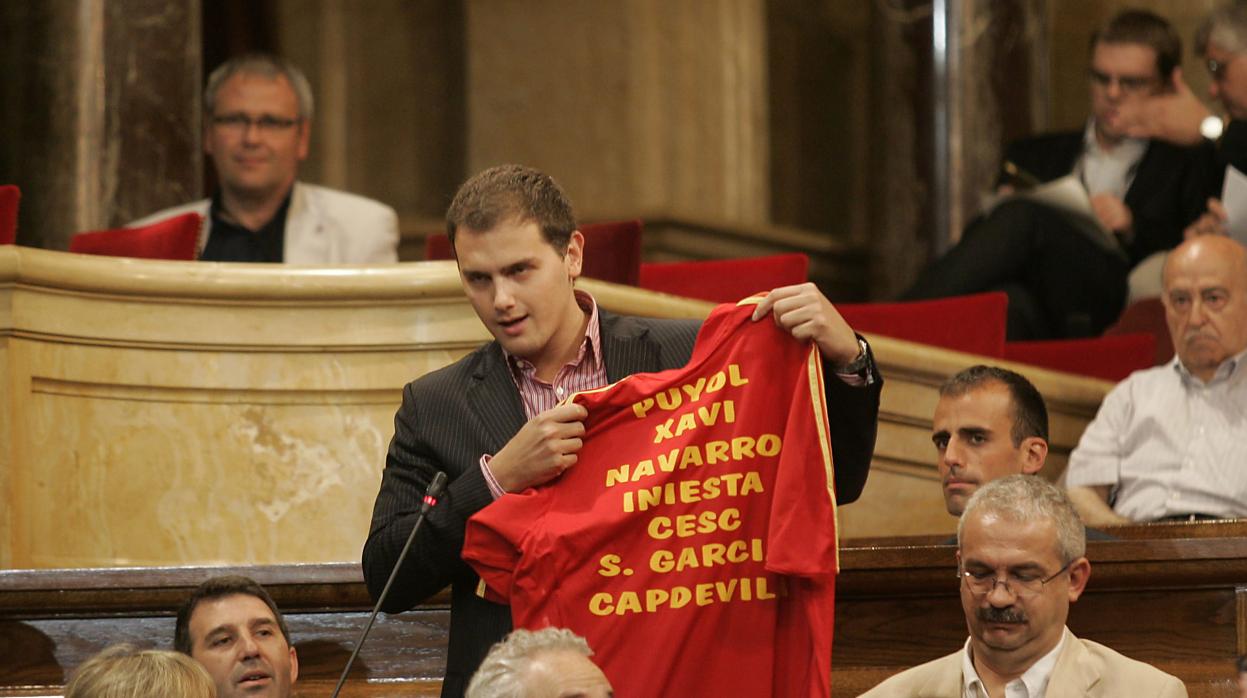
[{"left": 481, "top": 290, "right": 606, "bottom": 497}]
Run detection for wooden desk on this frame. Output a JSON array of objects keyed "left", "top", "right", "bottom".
[{"left": 4, "top": 529, "right": 1244, "bottom": 696}]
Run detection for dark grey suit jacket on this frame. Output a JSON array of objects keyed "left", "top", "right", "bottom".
[{"left": 362, "top": 310, "right": 881, "bottom": 698}]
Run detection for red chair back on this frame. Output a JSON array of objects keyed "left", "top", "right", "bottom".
[
  {"left": 0, "top": 185, "right": 20, "bottom": 245},
  {"left": 69, "top": 213, "right": 203, "bottom": 260},
  {"left": 1105, "top": 298, "right": 1173, "bottom": 365},
  {"left": 838, "top": 292, "right": 1009, "bottom": 357},
  {"left": 639, "top": 253, "right": 809, "bottom": 303},
  {"left": 1004, "top": 333, "right": 1156, "bottom": 382},
  {"left": 425, "top": 220, "right": 643, "bottom": 286}
]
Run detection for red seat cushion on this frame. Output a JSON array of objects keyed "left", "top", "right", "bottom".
[
  {"left": 0, "top": 185, "right": 19, "bottom": 245},
  {"left": 1004, "top": 333, "right": 1156, "bottom": 382},
  {"left": 426, "top": 219, "right": 643, "bottom": 286},
  {"left": 69, "top": 213, "right": 202, "bottom": 260},
  {"left": 837, "top": 292, "right": 1009, "bottom": 357},
  {"left": 639, "top": 253, "right": 810, "bottom": 303},
  {"left": 1105, "top": 298, "right": 1173, "bottom": 365}
]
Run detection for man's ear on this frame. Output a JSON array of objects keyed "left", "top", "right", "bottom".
[
  {"left": 1067, "top": 557, "right": 1091, "bottom": 602},
  {"left": 289, "top": 644, "right": 299, "bottom": 683},
  {"left": 565, "top": 230, "right": 584, "bottom": 281},
  {"left": 1020, "top": 437, "right": 1048, "bottom": 475},
  {"left": 296, "top": 119, "right": 311, "bottom": 161}
]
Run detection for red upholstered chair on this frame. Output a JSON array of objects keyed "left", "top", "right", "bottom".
[
  {"left": 424, "top": 232, "right": 452, "bottom": 261},
  {"left": 837, "top": 292, "right": 1009, "bottom": 357},
  {"left": 1105, "top": 297, "right": 1173, "bottom": 365},
  {"left": 69, "top": 212, "right": 203, "bottom": 261},
  {"left": 424, "top": 219, "right": 643, "bottom": 286},
  {"left": 0, "top": 184, "right": 19, "bottom": 245},
  {"left": 639, "top": 253, "right": 810, "bottom": 303},
  {"left": 1004, "top": 333, "right": 1156, "bottom": 382}
]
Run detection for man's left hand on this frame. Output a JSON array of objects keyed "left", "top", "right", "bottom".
[{"left": 751, "top": 282, "right": 860, "bottom": 367}]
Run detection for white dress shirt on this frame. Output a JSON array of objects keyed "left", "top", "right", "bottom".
[{"left": 962, "top": 630, "right": 1066, "bottom": 697}]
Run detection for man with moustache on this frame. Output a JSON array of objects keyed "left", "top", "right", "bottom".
[
  {"left": 903, "top": 9, "right": 1209, "bottom": 339},
  {"left": 1066, "top": 235, "right": 1247, "bottom": 525},
  {"left": 132, "top": 54, "right": 398, "bottom": 263},
  {"left": 862, "top": 476, "right": 1186, "bottom": 697},
  {"left": 175, "top": 575, "right": 298, "bottom": 698}
]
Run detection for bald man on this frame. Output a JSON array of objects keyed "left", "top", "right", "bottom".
[{"left": 1067, "top": 235, "right": 1247, "bottom": 525}]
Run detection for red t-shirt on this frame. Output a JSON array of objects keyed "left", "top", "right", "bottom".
[{"left": 463, "top": 298, "right": 839, "bottom": 697}]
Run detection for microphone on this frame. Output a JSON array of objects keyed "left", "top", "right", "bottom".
[{"left": 331, "top": 471, "right": 448, "bottom": 698}]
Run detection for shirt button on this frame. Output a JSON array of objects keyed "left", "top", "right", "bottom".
[{"left": 556, "top": 387, "right": 565, "bottom": 396}]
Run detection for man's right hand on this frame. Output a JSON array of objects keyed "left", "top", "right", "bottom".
[
  {"left": 1184, "top": 197, "right": 1229, "bottom": 239},
  {"left": 1117, "top": 68, "right": 1211, "bottom": 147},
  {"left": 490, "top": 402, "right": 589, "bottom": 493}
]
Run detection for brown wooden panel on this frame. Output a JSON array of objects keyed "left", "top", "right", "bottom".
[{"left": 6, "top": 536, "right": 1247, "bottom": 696}]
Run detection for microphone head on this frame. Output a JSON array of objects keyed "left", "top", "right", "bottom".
[{"left": 428, "top": 471, "right": 448, "bottom": 499}]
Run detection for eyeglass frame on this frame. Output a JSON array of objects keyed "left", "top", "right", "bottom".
[
  {"left": 209, "top": 113, "right": 303, "bottom": 134},
  {"left": 958, "top": 558, "right": 1075, "bottom": 598},
  {"left": 1207, "top": 54, "right": 1244, "bottom": 83},
  {"left": 1086, "top": 68, "right": 1161, "bottom": 95}
]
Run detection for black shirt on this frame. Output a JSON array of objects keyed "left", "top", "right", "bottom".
[{"left": 200, "top": 189, "right": 292, "bottom": 262}]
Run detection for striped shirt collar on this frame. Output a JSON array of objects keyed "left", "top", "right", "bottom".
[{"left": 504, "top": 289, "right": 606, "bottom": 418}]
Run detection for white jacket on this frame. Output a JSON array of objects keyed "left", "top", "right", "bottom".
[{"left": 130, "top": 182, "right": 399, "bottom": 264}]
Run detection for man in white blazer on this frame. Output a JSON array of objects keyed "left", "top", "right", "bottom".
[
  {"left": 131, "top": 54, "right": 398, "bottom": 264},
  {"left": 863, "top": 475, "right": 1185, "bottom": 697}
]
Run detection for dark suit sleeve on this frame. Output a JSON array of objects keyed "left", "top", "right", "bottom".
[
  {"left": 361, "top": 377, "right": 494, "bottom": 612},
  {"left": 822, "top": 338, "right": 882, "bottom": 504},
  {"left": 1124, "top": 140, "right": 1216, "bottom": 265}
]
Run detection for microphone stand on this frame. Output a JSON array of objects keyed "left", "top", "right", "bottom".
[{"left": 330, "top": 471, "right": 448, "bottom": 698}]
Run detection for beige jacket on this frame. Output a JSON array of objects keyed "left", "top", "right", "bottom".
[{"left": 860, "top": 629, "right": 1186, "bottom": 697}]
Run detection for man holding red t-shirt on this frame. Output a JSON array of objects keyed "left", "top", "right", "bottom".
[{"left": 363, "top": 164, "right": 882, "bottom": 697}]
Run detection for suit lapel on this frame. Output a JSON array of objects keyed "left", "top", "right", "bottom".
[
  {"left": 1044, "top": 630, "right": 1100, "bottom": 696},
  {"left": 466, "top": 342, "right": 528, "bottom": 453},
  {"left": 599, "top": 310, "right": 663, "bottom": 382},
  {"left": 283, "top": 182, "right": 330, "bottom": 263}
]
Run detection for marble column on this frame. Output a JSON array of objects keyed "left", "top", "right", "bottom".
[
  {"left": 0, "top": 0, "right": 201, "bottom": 249},
  {"left": 872, "top": 0, "right": 1046, "bottom": 298},
  {"left": 463, "top": 0, "right": 770, "bottom": 224}
]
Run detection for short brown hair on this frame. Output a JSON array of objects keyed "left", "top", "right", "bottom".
[
  {"left": 445, "top": 164, "right": 577, "bottom": 254},
  {"left": 1090, "top": 9, "right": 1182, "bottom": 79},
  {"left": 67, "top": 644, "right": 215, "bottom": 698},
  {"left": 174, "top": 575, "right": 290, "bottom": 655},
  {"left": 939, "top": 365, "right": 1049, "bottom": 445}
]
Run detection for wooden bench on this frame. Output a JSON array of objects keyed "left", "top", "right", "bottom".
[{"left": 6, "top": 525, "right": 1247, "bottom": 696}]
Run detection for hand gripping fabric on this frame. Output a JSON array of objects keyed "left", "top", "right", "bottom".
[{"left": 463, "top": 297, "right": 840, "bottom": 697}]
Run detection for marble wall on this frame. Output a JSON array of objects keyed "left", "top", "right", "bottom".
[{"left": 0, "top": 0, "right": 201, "bottom": 250}]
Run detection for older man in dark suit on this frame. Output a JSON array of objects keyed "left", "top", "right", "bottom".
[
  {"left": 362, "top": 164, "right": 882, "bottom": 697},
  {"left": 904, "top": 10, "right": 1211, "bottom": 340}
]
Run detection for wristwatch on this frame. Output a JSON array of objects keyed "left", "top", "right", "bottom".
[
  {"left": 1201, "top": 115, "right": 1225, "bottom": 141},
  {"left": 837, "top": 337, "right": 870, "bottom": 375}
]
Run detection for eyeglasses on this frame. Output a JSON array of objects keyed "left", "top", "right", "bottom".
[
  {"left": 959, "top": 559, "right": 1073, "bottom": 598},
  {"left": 210, "top": 113, "right": 301, "bottom": 134},
  {"left": 1087, "top": 69, "right": 1159, "bottom": 95},
  {"left": 1208, "top": 54, "right": 1243, "bottom": 82}
]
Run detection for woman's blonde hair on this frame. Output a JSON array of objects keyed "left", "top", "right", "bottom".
[{"left": 66, "top": 644, "right": 215, "bottom": 698}]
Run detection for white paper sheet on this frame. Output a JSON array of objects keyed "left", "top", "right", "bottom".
[{"left": 1221, "top": 165, "right": 1247, "bottom": 243}]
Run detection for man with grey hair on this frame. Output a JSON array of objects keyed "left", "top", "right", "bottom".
[
  {"left": 863, "top": 475, "right": 1185, "bottom": 697},
  {"left": 131, "top": 53, "right": 398, "bottom": 264},
  {"left": 466, "top": 628, "right": 612, "bottom": 698}
]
